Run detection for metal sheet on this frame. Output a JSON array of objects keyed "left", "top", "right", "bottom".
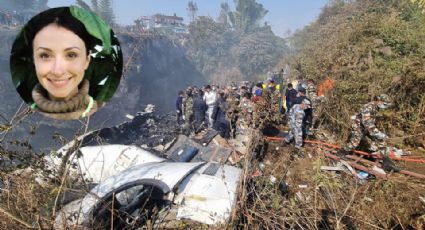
[
  {"left": 175, "top": 163, "right": 241, "bottom": 225},
  {"left": 60, "top": 161, "right": 205, "bottom": 226}
]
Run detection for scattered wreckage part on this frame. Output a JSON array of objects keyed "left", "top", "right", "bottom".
[
  {"left": 339, "top": 160, "right": 359, "bottom": 178},
  {"left": 304, "top": 139, "right": 425, "bottom": 163},
  {"left": 346, "top": 155, "right": 425, "bottom": 180},
  {"left": 166, "top": 135, "right": 232, "bottom": 164},
  {"left": 266, "top": 136, "right": 425, "bottom": 179},
  {"left": 174, "top": 162, "right": 242, "bottom": 225},
  {"left": 320, "top": 165, "right": 345, "bottom": 171},
  {"left": 169, "top": 145, "right": 199, "bottom": 162},
  {"left": 192, "top": 129, "right": 218, "bottom": 146},
  {"left": 323, "top": 152, "right": 387, "bottom": 179},
  {"left": 55, "top": 162, "right": 205, "bottom": 227},
  {"left": 265, "top": 136, "right": 425, "bottom": 163}
]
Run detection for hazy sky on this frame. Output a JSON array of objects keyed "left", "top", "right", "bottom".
[{"left": 48, "top": 0, "right": 329, "bottom": 37}]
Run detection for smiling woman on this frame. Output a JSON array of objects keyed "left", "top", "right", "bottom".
[
  {"left": 10, "top": 6, "right": 123, "bottom": 120},
  {"left": 33, "top": 24, "right": 91, "bottom": 101}
]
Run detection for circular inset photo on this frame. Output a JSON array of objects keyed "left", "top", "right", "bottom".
[{"left": 10, "top": 6, "right": 123, "bottom": 120}]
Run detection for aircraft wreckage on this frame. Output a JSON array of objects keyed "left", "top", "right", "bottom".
[{"left": 40, "top": 107, "right": 246, "bottom": 229}]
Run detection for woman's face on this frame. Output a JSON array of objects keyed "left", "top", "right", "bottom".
[{"left": 33, "top": 23, "right": 90, "bottom": 100}]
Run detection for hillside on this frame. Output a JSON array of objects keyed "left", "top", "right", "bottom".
[{"left": 288, "top": 0, "right": 425, "bottom": 146}]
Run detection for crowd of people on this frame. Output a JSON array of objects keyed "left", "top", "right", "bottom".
[
  {"left": 175, "top": 77, "right": 319, "bottom": 142},
  {"left": 175, "top": 75, "right": 400, "bottom": 172}
]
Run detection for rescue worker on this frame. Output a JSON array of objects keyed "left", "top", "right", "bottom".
[
  {"left": 306, "top": 79, "right": 318, "bottom": 103},
  {"left": 182, "top": 87, "right": 194, "bottom": 134},
  {"left": 212, "top": 91, "right": 230, "bottom": 139},
  {"left": 292, "top": 88, "right": 313, "bottom": 138},
  {"left": 252, "top": 85, "right": 263, "bottom": 103},
  {"left": 192, "top": 89, "right": 207, "bottom": 133},
  {"left": 306, "top": 79, "right": 318, "bottom": 132},
  {"left": 285, "top": 83, "right": 297, "bottom": 111},
  {"left": 203, "top": 85, "right": 217, "bottom": 128},
  {"left": 238, "top": 92, "right": 254, "bottom": 132},
  {"left": 265, "top": 81, "right": 282, "bottom": 124},
  {"left": 337, "top": 94, "right": 399, "bottom": 172},
  {"left": 175, "top": 90, "right": 184, "bottom": 125},
  {"left": 283, "top": 98, "right": 311, "bottom": 150},
  {"left": 226, "top": 88, "right": 239, "bottom": 138}
]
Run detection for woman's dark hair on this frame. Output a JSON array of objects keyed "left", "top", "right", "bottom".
[{"left": 27, "top": 7, "right": 93, "bottom": 55}]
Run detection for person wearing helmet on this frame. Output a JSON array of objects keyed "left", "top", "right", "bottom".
[{"left": 337, "top": 94, "right": 399, "bottom": 172}]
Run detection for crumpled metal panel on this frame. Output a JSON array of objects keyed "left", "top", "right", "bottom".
[
  {"left": 76, "top": 144, "right": 165, "bottom": 183},
  {"left": 56, "top": 161, "right": 205, "bottom": 226},
  {"left": 174, "top": 163, "right": 242, "bottom": 225}
]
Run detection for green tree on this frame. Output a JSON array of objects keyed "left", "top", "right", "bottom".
[
  {"left": 185, "top": 1, "right": 287, "bottom": 82},
  {"left": 288, "top": 0, "right": 425, "bottom": 137},
  {"left": 187, "top": 1, "right": 198, "bottom": 23},
  {"left": 229, "top": 0, "right": 268, "bottom": 33},
  {"left": 233, "top": 30, "right": 286, "bottom": 77}
]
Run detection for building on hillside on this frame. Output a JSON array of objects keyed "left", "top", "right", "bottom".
[
  {"left": 152, "top": 13, "right": 184, "bottom": 27},
  {"left": 134, "top": 13, "right": 188, "bottom": 34}
]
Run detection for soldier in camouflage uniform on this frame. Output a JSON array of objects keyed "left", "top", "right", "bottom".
[
  {"left": 226, "top": 88, "right": 239, "bottom": 138},
  {"left": 267, "top": 82, "right": 283, "bottom": 124},
  {"left": 283, "top": 98, "right": 311, "bottom": 149},
  {"left": 305, "top": 79, "right": 318, "bottom": 133},
  {"left": 182, "top": 87, "right": 194, "bottom": 133},
  {"left": 306, "top": 79, "right": 318, "bottom": 105},
  {"left": 337, "top": 94, "right": 399, "bottom": 172}
]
